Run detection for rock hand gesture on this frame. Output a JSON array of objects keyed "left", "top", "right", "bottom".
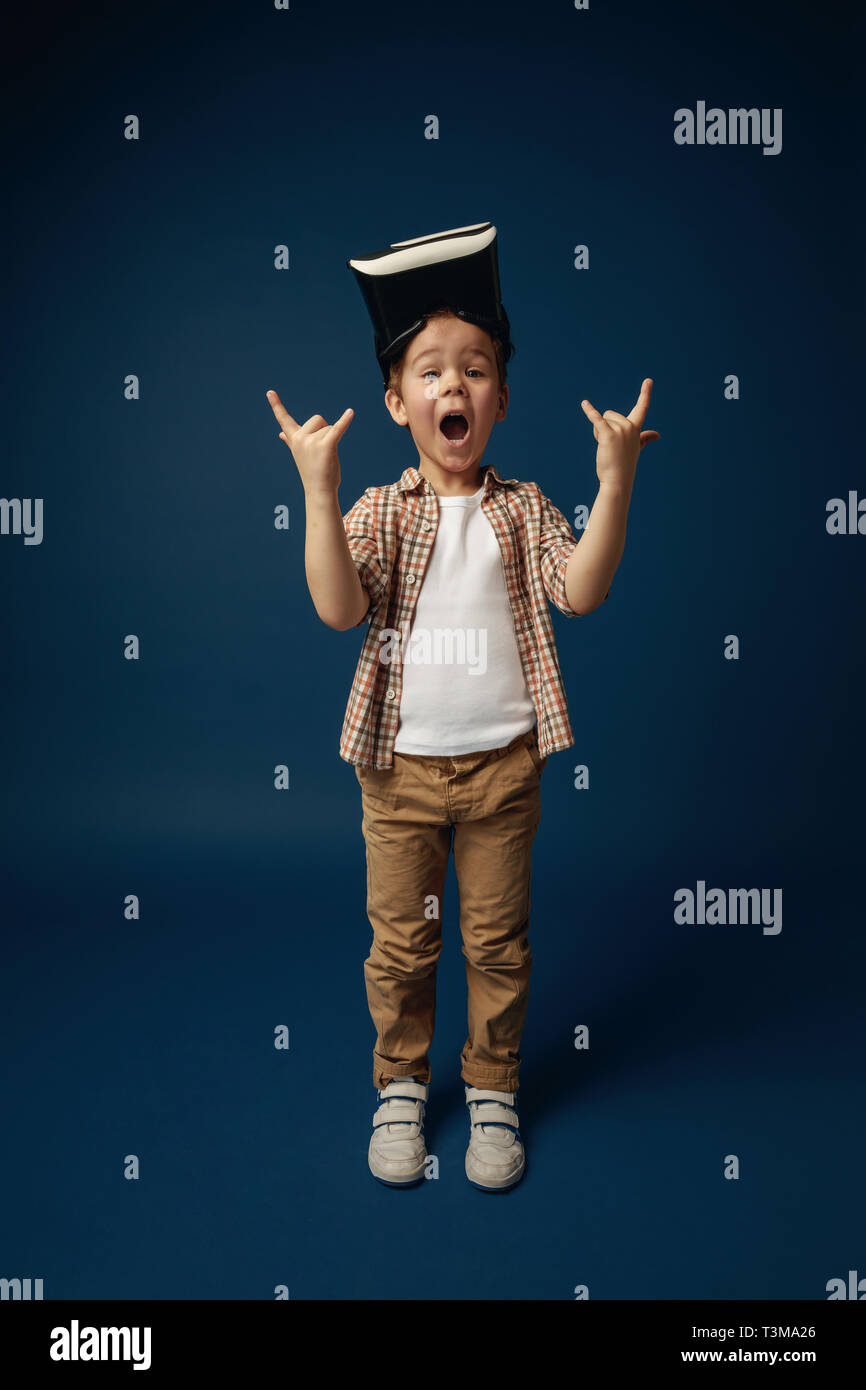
[
  {"left": 266, "top": 390, "right": 354, "bottom": 498},
  {"left": 580, "top": 378, "right": 660, "bottom": 492}
]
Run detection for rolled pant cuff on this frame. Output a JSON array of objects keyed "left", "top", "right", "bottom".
[
  {"left": 374, "top": 1066, "right": 431, "bottom": 1089},
  {"left": 460, "top": 1069, "right": 520, "bottom": 1092}
]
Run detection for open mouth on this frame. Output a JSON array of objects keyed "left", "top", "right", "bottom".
[{"left": 439, "top": 412, "right": 470, "bottom": 445}]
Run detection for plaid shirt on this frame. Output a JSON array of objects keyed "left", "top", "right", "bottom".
[{"left": 339, "top": 462, "right": 608, "bottom": 768}]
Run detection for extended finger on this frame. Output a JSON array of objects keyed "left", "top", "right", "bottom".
[
  {"left": 327, "top": 408, "right": 354, "bottom": 444},
  {"left": 581, "top": 398, "right": 607, "bottom": 425},
  {"left": 266, "top": 390, "right": 299, "bottom": 435},
  {"left": 628, "top": 378, "right": 653, "bottom": 426}
]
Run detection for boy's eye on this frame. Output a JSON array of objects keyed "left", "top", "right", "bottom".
[{"left": 421, "top": 368, "right": 482, "bottom": 378}]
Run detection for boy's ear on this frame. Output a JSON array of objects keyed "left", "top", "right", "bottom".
[{"left": 384, "top": 387, "right": 409, "bottom": 428}]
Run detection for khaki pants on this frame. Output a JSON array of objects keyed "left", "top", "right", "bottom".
[{"left": 354, "top": 726, "right": 547, "bottom": 1093}]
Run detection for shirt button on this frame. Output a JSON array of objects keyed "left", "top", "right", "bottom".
[
  {"left": 386, "top": 688, "right": 396, "bottom": 700},
  {"left": 407, "top": 574, "right": 416, "bottom": 584},
  {"left": 421, "top": 521, "right": 431, "bottom": 532}
]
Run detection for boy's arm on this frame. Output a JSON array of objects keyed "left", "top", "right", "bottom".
[
  {"left": 265, "top": 392, "right": 371, "bottom": 630},
  {"left": 563, "top": 482, "right": 631, "bottom": 615},
  {"left": 538, "top": 490, "right": 613, "bottom": 617},
  {"left": 303, "top": 489, "right": 370, "bottom": 630},
  {"left": 562, "top": 377, "right": 658, "bottom": 612}
]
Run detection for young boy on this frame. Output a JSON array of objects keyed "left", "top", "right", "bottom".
[{"left": 266, "top": 223, "right": 658, "bottom": 1192}]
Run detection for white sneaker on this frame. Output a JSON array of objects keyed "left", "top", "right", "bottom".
[
  {"left": 464, "top": 1086, "right": 525, "bottom": 1191},
  {"left": 368, "top": 1078, "right": 429, "bottom": 1187}
]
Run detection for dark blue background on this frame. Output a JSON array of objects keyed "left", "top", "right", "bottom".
[{"left": 1, "top": 0, "right": 863, "bottom": 1299}]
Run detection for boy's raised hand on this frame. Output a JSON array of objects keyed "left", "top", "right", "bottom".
[
  {"left": 266, "top": 390, "right": 354, "bottom": 497},
  {"left": 580, "top": 378, "right": 660, "bottom": 492}
]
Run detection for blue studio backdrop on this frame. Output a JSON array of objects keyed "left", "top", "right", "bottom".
[{"left": 1, "top": 0, "right": 863, "bottom": 1300}]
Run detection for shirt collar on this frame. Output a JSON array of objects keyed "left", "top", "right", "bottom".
[{"left": 397, "top": 462, "right": 519, "bottom": 494}]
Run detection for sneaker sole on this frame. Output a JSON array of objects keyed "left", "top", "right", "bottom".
[
  {"left": 370, "top": 1171, "right": 426, "bottom": 1188},
  {"left": 465, "top": 1154, "right": 526, "bottom": 1191}
]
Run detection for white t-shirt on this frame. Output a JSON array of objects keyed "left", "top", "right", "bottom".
[{"left": 392, "top": 482, "right": 537, "bottom": 756}]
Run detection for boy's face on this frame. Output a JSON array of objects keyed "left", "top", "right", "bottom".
[{"left": 384, "top": 313, "right": 508, "bottom": 480}]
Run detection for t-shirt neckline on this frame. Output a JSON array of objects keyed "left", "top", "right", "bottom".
[{"left": 436, "top": 482, "right": 485, "bottom": 506}]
